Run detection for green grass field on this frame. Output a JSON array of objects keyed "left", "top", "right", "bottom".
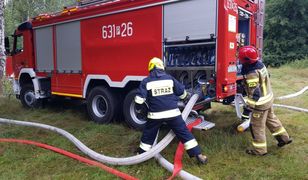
[{"left": 0, "top": 60, "right": 307, "bottom": 180}]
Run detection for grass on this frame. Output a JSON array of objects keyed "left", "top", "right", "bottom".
[{"left": 0, "top": 60, "right": 308, "bottom": 180}]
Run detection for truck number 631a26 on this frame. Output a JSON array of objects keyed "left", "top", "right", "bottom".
[{"left": 102, "top": 22, "right": 133, "bottom": 39}]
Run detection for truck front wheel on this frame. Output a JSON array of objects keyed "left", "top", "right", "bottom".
[
  {"left": 20, "top": 84, "right": 42, "bottom": 108},
  {"left": 123, "top": 89, "right": 147, "bottom": 130},
  {"left": 87, "top": 86, "right": 117, "bottom": 124}
]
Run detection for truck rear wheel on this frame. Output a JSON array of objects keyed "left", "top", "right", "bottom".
[
  {"left": 87, "top": 86, "right": 117, "bottom": 124},
  {"left": 123, "top": 89, "right": 147, "bottom": 130},
  {"left": 20, "top": 84, "right": 42, "bottom": 108}
]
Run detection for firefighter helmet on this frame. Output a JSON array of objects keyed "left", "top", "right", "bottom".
[
  {"left": 148, "top": 57, "right": 165, "bottom": 71},
  {"left": 238, "top": 46, "right": 259, "bottom": 64}
]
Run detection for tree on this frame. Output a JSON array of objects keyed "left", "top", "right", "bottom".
[
  {"left": 4, "top": 0, "right": 76, "bottom": 37},
  {"left": 0, "top": 0, "right": 5, "bottom": 95},
  {"left": 1, "top": 0, "right": 76, "bottom": 94},
  {"left": 263, "top": 0, "right": 308, "bottom": 66}
]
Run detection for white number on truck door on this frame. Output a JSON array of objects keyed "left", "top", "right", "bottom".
[{"left": 102, "top": 22, "right": 133, "bottom": 39}]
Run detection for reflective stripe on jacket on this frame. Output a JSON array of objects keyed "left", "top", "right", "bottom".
[
  {"left": 135, "top": 69, "right": 187, "bottom": 119},
  {"left": 242, "top": 61, "right": 273, "bottom": 110}
]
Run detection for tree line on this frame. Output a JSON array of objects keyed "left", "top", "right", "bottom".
[
  {"left": 4, "top": 0, "right": 75, "bottom": 37},
  {"left": 3, "top": 0, "right": 308, "bottom": 67},
  {"left": 263, "top": 0, "right": 308, "bottom": 66},
  {"left": 0, "top": 0, "right": 5, "bottom": 95}
]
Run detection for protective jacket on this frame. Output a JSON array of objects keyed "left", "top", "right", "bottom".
[
  {"left": 241, "top": 60, "right": 290, "bottom": 155},
  {"left": 135, "top": 68, "right": 201, "bottom": 157},
  {"left": 241, "top": 60, "right": 273, "bottom": 110},
  {"left": 135, "top": 68, "right": 187, "bottom": 119}
]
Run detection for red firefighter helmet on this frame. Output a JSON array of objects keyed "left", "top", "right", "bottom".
[{"left": 238, "top": 46, "right": 259, "bottom": 64}]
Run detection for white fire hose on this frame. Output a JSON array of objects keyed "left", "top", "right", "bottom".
[
  {"left": 3, "top": 86, "right": 306, "bottom": 179},
  {"left": 0, "top": 94, "right": 202, "bottom": 179},
  {"left": 154, "top": 153, "right": 202, "bottom": 180},
  {"left": 235, "top": 86, "right": 308, "bottom": 132},
  {"left": 276, "top": 86, "right": 308, "bottom": 100}
]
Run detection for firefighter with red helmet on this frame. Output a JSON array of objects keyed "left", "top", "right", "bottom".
[
  {"left": 238, "top": 46, "right": 292, "bottom": 155},
  {"left": 134, "top": 57, "right": 208, "bottom": 164}
]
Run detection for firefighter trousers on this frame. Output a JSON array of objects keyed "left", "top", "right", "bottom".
[
  {"left": 250, "top": 107, "right": 290, "bottom": 154},
  {"left": 139, "top": 116, "right": 202, "bottom": 157}
]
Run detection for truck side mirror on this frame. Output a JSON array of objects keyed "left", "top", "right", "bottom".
[{"left": 5, "top": 37, "right": 11, "bottom": 55}]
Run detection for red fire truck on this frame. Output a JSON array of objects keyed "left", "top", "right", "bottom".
[
  {"left": 5, "top": 56, "right": 14, "bottom": 77},
  {"left": 5, "top": 0, "right": 265, "bottom": 129}
]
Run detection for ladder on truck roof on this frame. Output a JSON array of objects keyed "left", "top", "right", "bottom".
[{"left": 77, "top": 0, "right": 120, "bottom": 7}]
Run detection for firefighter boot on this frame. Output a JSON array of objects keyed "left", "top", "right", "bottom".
[
  {"left": 246, "top": 149, "right": 267, "bottom": 156},
  {"left": 135, "top": 147, "right": 145, "bottom": 155},
  {"left": 196, "top": 154, "right": 208, "bottom": 165},
  {"left": 276, "top": 135, "right": 293, "bottom": 148}
]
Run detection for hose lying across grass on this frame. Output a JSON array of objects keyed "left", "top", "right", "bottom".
[
  {"left": 0, "top": 138, "right": 138, "bottom": 180},
  {"left": 236, "top": 86, "right": 308, "bottom": 132},
  {"left": 0, "top": 95, "right": 201, "bottom": 179},
  {"left": 273, "top": 86, "right": 308, "bottom": 113},
  {"left": 1, "top": 86, "right": 306, "bottom": 179},
  {"left": 276, "top": 86, "right": 308, "bottom": 100},
  {"left": 273, "top": 104, "right": 308, "bottom": 113},
  {"left": 154, "top": 119, "right": 203, "bottom": 180},
  {"left": 235, "top": 86, "right": 308, "bottom": 115}
]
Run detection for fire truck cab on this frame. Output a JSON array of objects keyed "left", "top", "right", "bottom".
[{"left": 6, "top": 0, "right": 265, "bottom": 129}]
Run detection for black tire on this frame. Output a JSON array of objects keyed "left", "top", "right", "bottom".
[
  {"left": 87, "top": 86, "right": 117, "bottom": 124},
  {"left": 123, "top": 89, "right": 147, "bottom": 130},
  {"left": 20, "top": 84, "right": 42, "bottom": 108}
]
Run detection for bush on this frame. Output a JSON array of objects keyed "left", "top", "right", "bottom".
[
  {"left": 263, "top": 0, "right": 308, "bottom": 67},
  {"left": 287, "top": 58, "right": 308, "bottom": 69},
  {"left": 1, "top": 77, "right": 14, "bottom": 97},
  {"left": 263, "top": 54, "right": 307, "bottom": 67}
]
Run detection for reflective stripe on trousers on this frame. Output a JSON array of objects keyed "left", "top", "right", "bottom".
[
  {"left": 139, "top": 142, "right": 152, "bottom": 152},
  {"left": 252, "top": 141, "right": 267, "bottom": 148},
  {"left": 184, "top": 139, "right": 198, "bottom": 150},
  {"left": 272, "top": 127, "right": 287, "bottom": 136},
  {"left": 140, "top": 116, "right": 202, "bottom": 157}
]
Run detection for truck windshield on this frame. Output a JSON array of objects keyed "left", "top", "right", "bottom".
[{"left": 14, "top": 35, "right": 24, "bottom": 54}]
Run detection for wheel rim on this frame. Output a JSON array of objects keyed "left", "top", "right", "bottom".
[
  {"left": 129, "top": 101, "right": 147, "bottom": 125},
  {"left": 92, "top": 95, "right": 108, "bottom": 118},
  {"left": 24, "top": 90, "right": 35, "bottom": 106}
]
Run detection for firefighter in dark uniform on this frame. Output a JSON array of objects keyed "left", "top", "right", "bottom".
[
  {"left": 238, "top": 46, "right": 292, "bottom": 156},
  {"left": 135, "top": 57, "right": 208, "bottom": 164}
]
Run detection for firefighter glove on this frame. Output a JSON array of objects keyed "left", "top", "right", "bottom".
[
  {"left": 183, "top": 92, "right": 192, "bottom": 104},
  {"left": 136, "top": 103, "right": 148, "bottom": 117}
]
